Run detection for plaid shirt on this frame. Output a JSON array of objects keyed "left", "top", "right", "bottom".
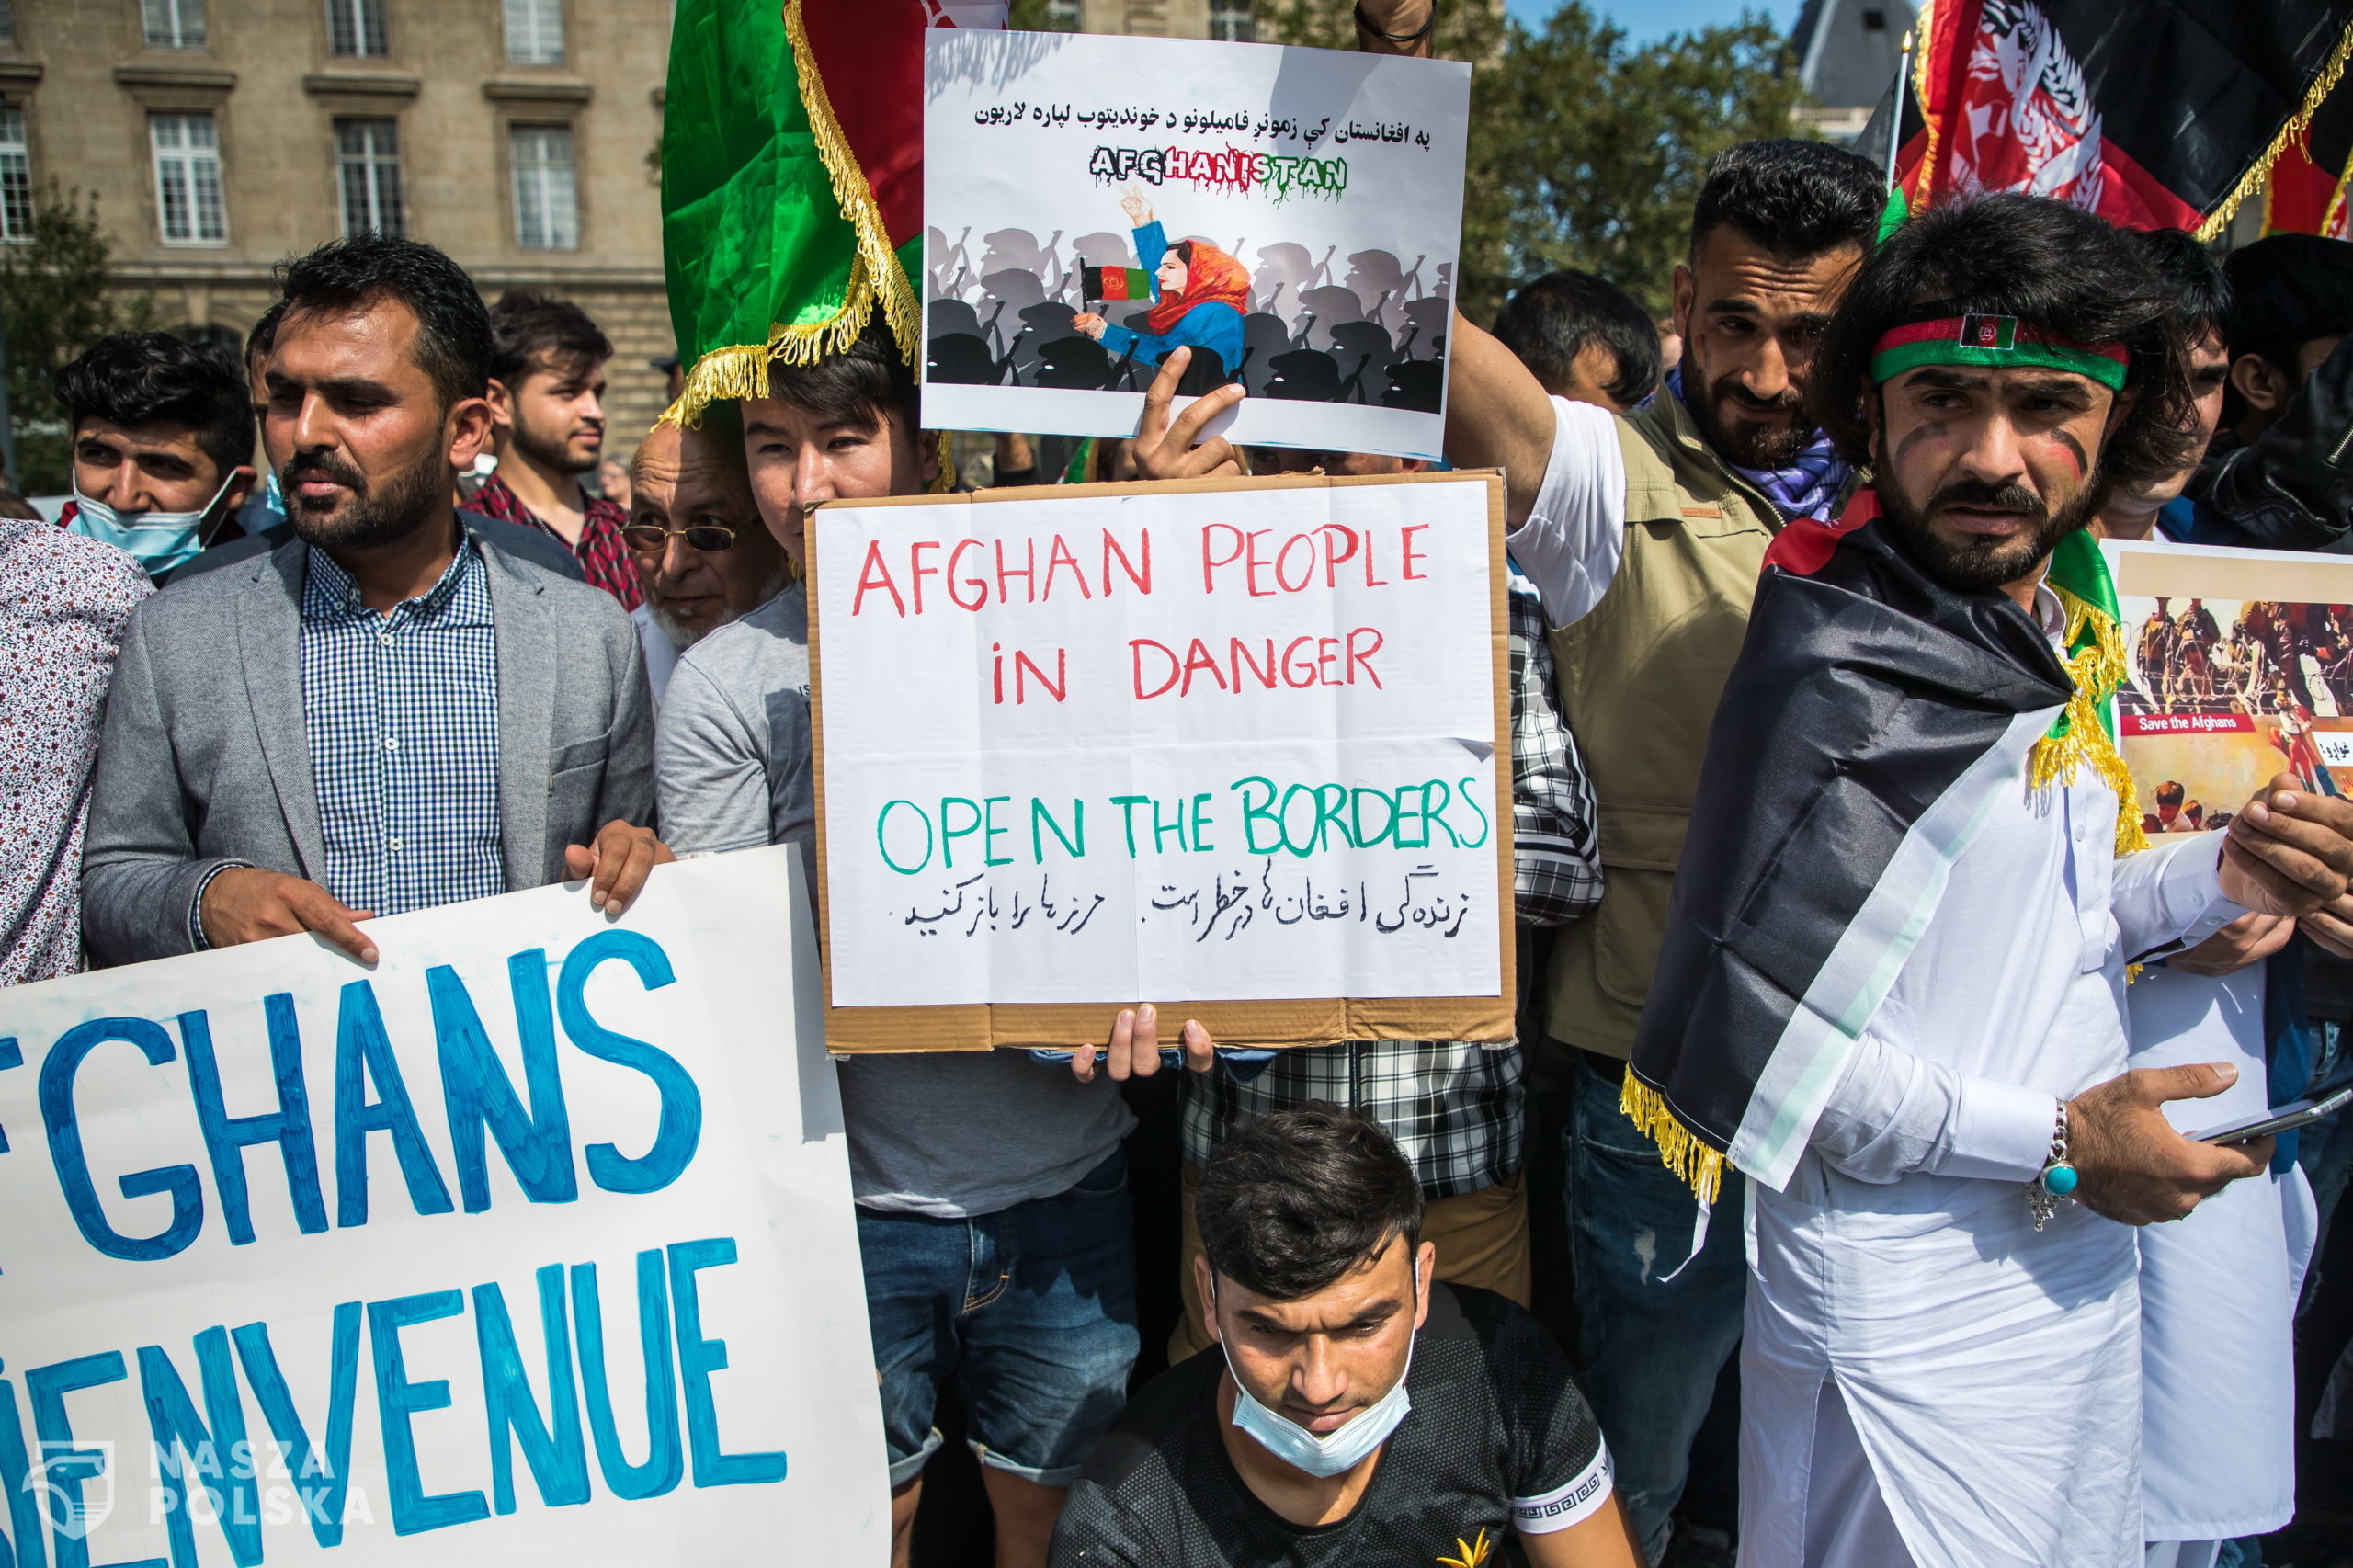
[
  {"left": 302, "top": 541, "right": 505, "bottom": 918},
  {"left": 470, "top": 470, "right": 643, "bottom": 610},
  {"left": 1178, "top": 570, "right": 1602, "bottom": 1198}
]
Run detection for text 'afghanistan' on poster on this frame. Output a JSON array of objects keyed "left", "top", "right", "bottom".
[
  {"left": 922, "top": 30, "right": 1472, "bottom": 460},
  {"left": 811, "top": 474, "right": 1506, "bottom": 1020},
  {"left": 0, "top": 848, "right": 888, "bottom": 1567}
]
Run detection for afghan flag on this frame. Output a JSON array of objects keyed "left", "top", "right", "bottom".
[
  {"left": 1622, "top": 504, "right": 2141, "bottom": 1201},
  {"left": 659, "top": 0, "right": 1004, "bottom": 424},
  {"left": 2266, "top": 77, "right": 2353, "bottom": 236},
  {"left": 1885, "top": 0, "right": 2353, "bottom": 238}
]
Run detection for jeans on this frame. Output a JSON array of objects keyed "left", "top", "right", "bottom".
[
  {"left": 857, "top": 1152, "right": 1139, "bottom": 1488},
  {"left": 1566, "top": 1051, "right": 1748, "bottom": 1563},
  {"left": 2300, "top": 1022, "right": 2353, "bottom": 1314}
]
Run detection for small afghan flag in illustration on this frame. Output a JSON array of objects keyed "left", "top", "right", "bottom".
[
  {"left": 1882, "top": 0, "right": 2353, "bottom": 238},
  {"left": 658, "top": 0, "right": 1005, "bottom": 425},
  {"left": 1082, "top": 266, "right": 1150, "bottom": 303},
  {"left": 2266, "top": 74, "right": 2353, "bottom": 237}
]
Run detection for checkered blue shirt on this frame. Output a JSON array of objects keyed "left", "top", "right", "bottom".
[{"left": 301, "top": 541, "right": 504, "bottom": 918}]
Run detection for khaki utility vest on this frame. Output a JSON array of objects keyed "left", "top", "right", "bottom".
[{"left": 1543, "top": 392, "right": 1798, "bottom": 1058}]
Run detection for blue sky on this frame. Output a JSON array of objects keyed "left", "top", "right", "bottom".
[{"left": 1503, "top": 0, "right": 1803, "bottom": 45}]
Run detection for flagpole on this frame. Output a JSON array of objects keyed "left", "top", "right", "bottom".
[{"left": 1884, "top": 27, "right": 1915, "bottom": 191}]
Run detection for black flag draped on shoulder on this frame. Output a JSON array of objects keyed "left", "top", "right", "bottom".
[{"left": 1620, "top": 505, "right": 2136, "bottom": 1200}]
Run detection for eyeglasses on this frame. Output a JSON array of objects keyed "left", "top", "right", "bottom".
[{"left": 622, "top": 520, "right": 745, "bottom": 552}]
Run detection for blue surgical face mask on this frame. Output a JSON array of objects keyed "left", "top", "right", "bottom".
[
  {"left": 69, "top": 470, "right": 237, "bottom": 576},
  {"left": 1212, "top": 1262, "right": 1421, "bottom": 1479}
]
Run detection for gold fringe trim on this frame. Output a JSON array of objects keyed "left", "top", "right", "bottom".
[
  {"left": 2027, "top": 588, "right": 2149, "bottom": 859},
  {"left": 1908, "top": 0, "right": 1941, "bottom": 207},
  {"left": 661, "top": 0, "right": 925, "bottom": 428},
  {"left": 1620, "top": 1076, "right": 1728, "bottom": 1207},
  {"left": 2325, "top": 165, "right": 2352, "bottom": 240},
  {"left": 2197, "top": 17, "right": 2353, "bottom": 241}
]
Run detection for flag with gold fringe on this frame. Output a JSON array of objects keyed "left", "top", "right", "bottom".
[
  {"left": 1621, "top": 496, "right": 2140, "bottom": 1203},
  {"left": 659, "top": 0, "right": 1004, "bottom": 427},
  {"left": 1880, "top": 0, "right": 2353, "bottom": 240}
]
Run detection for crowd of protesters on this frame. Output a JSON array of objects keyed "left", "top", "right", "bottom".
[{"left": 11, "top": 11, "right": 2353, "bottom": 1567}]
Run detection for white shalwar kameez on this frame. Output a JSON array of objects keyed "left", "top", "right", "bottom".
[
  {"left": 1736, "top": 591, "right": 2245, "bottom": 1568},
  {"left": 2127, "top": 965, "right": 2317, "bottom": 1555}
]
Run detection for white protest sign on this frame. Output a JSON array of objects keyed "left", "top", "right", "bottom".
[
  {"left": 922, "top": 30, "right": 1471, "bottom": 460},
  {"left": 811, "top": 474, "right": 1507, "bottom": 1037},
  {"left": 0, "top": 847, "right": 887, "bottom": 1566}
]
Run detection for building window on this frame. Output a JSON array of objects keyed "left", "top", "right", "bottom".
[
  {"left": 1044, "top": 0, "right": 1080, "bottom": 28},
  {"left": 0, "top": 108, "right": 28, "bottom": 242},
  {"left": 151, "top": 112, "right": 226, "bottom": 245},
  {"left": 504, "top": 0, "right": 564, "bottom": 63},
  {"left": 510, "top": 124, "right": 578, "bottom": 250},
  {"left": 0, "top": 0, "right": 17, "bottom": 45},
  {"left": 142, "top": 0, "right": 207, "bottom": 49},
  {"left": 335, "top": 118, "right": 404, "bottom": 237},
  {"left": 1861, "top": 7, "right": 1888, "bottom": 28},
  {"left": 1207, "top": 0, "right": 1253, "bottom": 42},
  {"left": 325, "top": 0, "right": 388, "bottom": 56}
]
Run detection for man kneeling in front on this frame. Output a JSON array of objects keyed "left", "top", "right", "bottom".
[{"left": 1050, "top": 1104, "right": 1639, "bottom": 1567}]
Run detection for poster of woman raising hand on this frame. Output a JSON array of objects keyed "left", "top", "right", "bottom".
[{"left": 923, "top": 28, "right": 1470, "bottom": 459}]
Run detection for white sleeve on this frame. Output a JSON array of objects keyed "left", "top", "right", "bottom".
[
  {"left": 1809, "top": 1030, "right": 2056, "bottom": 1185},
  {"left": 1503, "top": 396, "right": 1628, "bottom": 630},
  {"left": 2113, "top": 831, "right": 2240, "bottom": 960},
  {"left": 1512, "top": 1441, "right": 1613, "bottom": 1535}
]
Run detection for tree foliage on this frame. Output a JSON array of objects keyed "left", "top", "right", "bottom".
[
  {"left": 1266, "top": 0, "right": 1811, "bottom": 325},
  {"left": 0, "top": 182, "right": 155, "bottom": 493}
]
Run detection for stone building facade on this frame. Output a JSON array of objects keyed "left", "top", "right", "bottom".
[
  {"left": 6, "top": 0, "right": 676, "bottom": 439},
  {"left": 3, "top": 0, "right": 1266, "bottom": 447}
]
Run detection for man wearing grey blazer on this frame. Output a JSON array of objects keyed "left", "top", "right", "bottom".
[{"left": 82, "top": 234, "right": 666, "bottom": 969}]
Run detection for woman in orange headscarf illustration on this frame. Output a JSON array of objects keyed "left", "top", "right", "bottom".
[{"left": 1072, "top": 188, "right": 1249, "bottom": 385}]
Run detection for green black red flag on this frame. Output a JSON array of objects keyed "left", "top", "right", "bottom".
[
  {"left": 1881, "top": 0, "right": 2353, "bottom": 236},
  {"left": 2266, "top": 76, "right": 2353, "bottom": 236}
]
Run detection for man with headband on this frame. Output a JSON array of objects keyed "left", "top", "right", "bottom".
[{"left": 1623, "top": 194, "right": 2353, "bottom": 1566}]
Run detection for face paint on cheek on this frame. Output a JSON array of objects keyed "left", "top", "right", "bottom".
[{"left": 2042, "top": 430, "right": 2087, "bottom": 481}]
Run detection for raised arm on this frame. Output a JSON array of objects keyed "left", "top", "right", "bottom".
[{"left": 1354, "top": 0, "right": 1575, "bottom": 529}]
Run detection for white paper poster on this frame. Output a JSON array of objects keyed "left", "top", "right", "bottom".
[
  {"left": 813, "top": 476, "right": 1504, "bottom": 1008},
  {"left": 922, "top": 30, "right": 1472, "bottom": 459},
  {"left": 0, "top": 848, "right": 887, "bottom": 1566}
]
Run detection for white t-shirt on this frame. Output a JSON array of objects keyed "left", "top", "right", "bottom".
[{"left": 1504, "top": 396, "right": 1629, "bottom": 631}]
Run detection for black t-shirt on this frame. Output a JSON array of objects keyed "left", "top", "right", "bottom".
[{"left": 1049, "top": 1285, "right": 1610, "bottom": 1567}]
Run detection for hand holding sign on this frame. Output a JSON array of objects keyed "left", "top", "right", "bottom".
[
  {"left": 199, "top": 866, "right": 378, "bottom": 963},
  {"left": 1132, "top": 347, "right": 1244, "bottom": 480}
]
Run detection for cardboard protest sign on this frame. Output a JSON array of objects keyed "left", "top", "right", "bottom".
[
  {"left": 0, "top": 847, "right": 888, "bottom": 1565},
  {"left": 2103, "top": 539, "right": 2353, "bottom": 829},
  {"left": 921, "top": 30, "right": 1471, "bottom": 460},
  {"left": 808, "top": 471, "right": 1512, "bottom": 1051}
]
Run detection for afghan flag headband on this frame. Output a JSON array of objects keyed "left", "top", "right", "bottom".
[{"left": 1870, "top": 314, "right": 2131, "bottom": 392}]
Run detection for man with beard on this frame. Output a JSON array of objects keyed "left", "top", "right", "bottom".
[
  {"left": 1628, "top": 195, "right": 2353, "bottom": 1567},
  {"left": 471, "top": 290, "right": 643, "bottom": 608},
  {"left": 622, "top": 409, "right": 792, "bottom": 704},
  {"left": 80, "top": 234, "right": 667, "bottom": 967},
  {"left": 1260, "top": 21, "right": 1887, "bottom": 1544}
]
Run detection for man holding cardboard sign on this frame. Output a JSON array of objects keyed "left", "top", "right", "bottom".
[{"left": 654, "top": 317, "right": 1180, "bottom": 1568}]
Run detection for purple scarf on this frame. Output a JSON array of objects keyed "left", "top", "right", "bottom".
[{"left": 1664, "top": 366, "right": 1850, "bottom": 521}]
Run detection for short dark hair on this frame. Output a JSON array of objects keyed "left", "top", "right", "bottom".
[
  {"left": 54, "top": 331, "right": 256, "bottom": 479},
  {"left": 1491, "top": 269, "right": 1662, "bottom": 407},
  {"left": 488, "top": 289, "right": 614, "bottom": 387},
  {"left": 759, "top": 315, "right": 922, "bottom": 436},
  {"left": 244, "top": 301, "right": 283, "bottom": 367},
  {"left": 2129, "top": 229, "right": 2231, "bottom": 347},
  {"left": 1688, "top": 138, "right": 1885, "bottom": 262},
  {"left": 2222, "top": 233, "right": 2353, "bottom": 377},
  {"left": 273, "top": 235, "right": 494, "bottom": 409},
  {"left": 1810, "top": 194, "right": 2197, "bottom": 499},
  {"left": 1197, "top": 1102, "right": 1424, "bottom": 1302}
]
